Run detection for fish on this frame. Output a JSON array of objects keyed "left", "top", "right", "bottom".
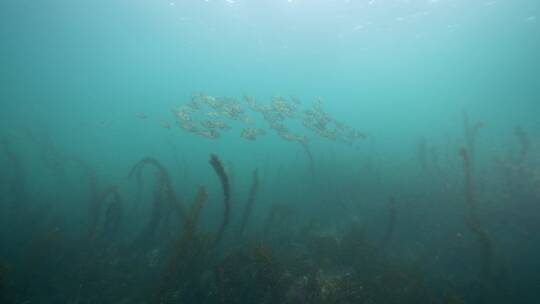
[{"left": 241, "top": 128, "right": 265, "bottom": 141}]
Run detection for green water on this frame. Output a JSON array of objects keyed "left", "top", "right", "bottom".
[{"left": 1, "top": 1, "right": 539, "bottom": 303}]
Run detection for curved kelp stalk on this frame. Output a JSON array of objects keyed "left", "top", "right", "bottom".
[
  {"left": 131, "top": 174, "right": 171, "bottom": 248},
  {"left": 129, "top": 157, "right": 157, "bottom": 206},
  {"left": 94, "top": 186, "right": 123, "bottom": 245},
  {"left": 460, "top": 148, "right": 494, "bottom": 280},
  {"left": 239, "top": 169, "right": 259, "bottom": 237},
  {"left": 209, "top": 154, "right": 230, "bottom": 246},
  {"left": 129, "top": 157, "right": 186, "bottom": 245},
  {"left": 462, "top": 112, "right": 483, "bottom": 170},
  {"left": 76, "top": 187, "right": 123, "bottom": 303},
  {"left": 129, "top": 157, "right": 186, "bottom": 221}
]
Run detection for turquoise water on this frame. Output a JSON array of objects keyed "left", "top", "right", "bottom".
[{"left": 1, "top": 1, "right": 539, "bottom": 303}]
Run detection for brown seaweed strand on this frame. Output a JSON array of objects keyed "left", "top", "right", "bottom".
[
  {"left": 209, "top": 154, "right": 230, "bottom": 246},
  {"left": 460, "top": 148, "right": 493, "bottom": 279},
  {"left": 128, "top": 157, "right": 186, "bottom": 223},
  {"left": 462, "top": 111, "right": 483, "bottom": 170},
  {"left": 157, "top": 187, "right": 208, "bottom": 303},
  {"left": 99, "top": 186, "right": 123, "bottom": 243},
  {"left": 239, "top": 169, "right": 259, "bottom": 236},
  {"left": 182, "top": 187, "right": 208, "bottom": 242},
  {"left": 128, "top": 157, "right": 167, "bottom": 207}
]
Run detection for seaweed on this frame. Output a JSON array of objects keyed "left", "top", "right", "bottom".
[
  {"left": 96, "top": 186, "right": 123, "bottom": 244},
  {"left": 156, "top": 187, "right": 208, "bottom": 303},
  {"left": 87, "top": 183, "right": 122, "bottom": 243},
  {"left": 209, "top": 154, "right": 231, "bottom": 246},
  {"left": 129, "top": 157, "right": 186, "bottom": 247},
  {"left": 461, "top": 114, "right": 493, "bottom": 280},
  {"left": 70, "top": 186, "right": 124, "bottom": 304},
  {"left": 129, "top": 157, "right": 186, "bottom": 222},
  {"left": 76, "top": 183, "right": 123, "bottom": 302},
  {"left": 462, "top": 112, "right": 483, "bottom": 170},
  {"left": 460, "top": 148, "right": 494, "bottom": 280},
  {"left": 252, "top": 244, "right": 286, "bottom": 303},
  {"left": 238, "top": 169, "right": 259, "bottom": 237},
  {"left": 210, "top": 246, "right": 287, "bottom": 304},
  {"left": 132, "top": 175, "right": 169, "bottom": 247},
  {"left": 181, "top": 187, "right": 208, "bottom": 244},
  {"left": 3, "top": 119, "right": 533, "bottom": 303}
]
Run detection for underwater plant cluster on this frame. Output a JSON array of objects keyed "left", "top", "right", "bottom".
[
  {"left": 1, "top": 110, "right": 540, "bottom": 304},
  {"left": 1, "top": 0, "right": 539, "bottom": 302}
]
